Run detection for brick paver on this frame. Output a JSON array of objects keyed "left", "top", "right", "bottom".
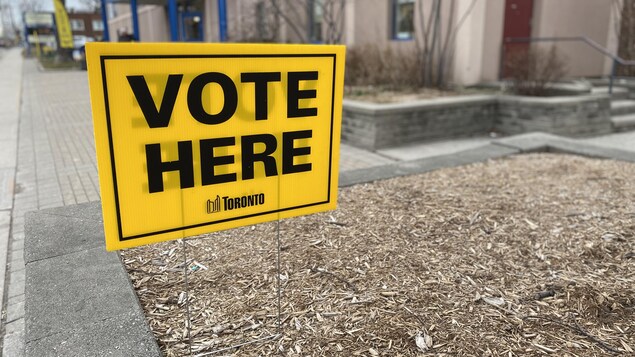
[{"left": 3, "top": 59, "right": 100, "bottom": 357}]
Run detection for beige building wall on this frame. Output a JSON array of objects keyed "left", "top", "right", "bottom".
[
  {"left": 454, "top": 0, "right": 618, "bottom": 83},
  {"left": 453, "top": 0, "right": 488, "bottom": 85},
  {"left": 350, "top": 0, "right": 390, "bottom": 47},
  {"left": 226, "top": 0, "right": 242, "bottom": 41},
  {"left": 104, "top": 0, "right": 621, "bottom": 85},
  {"left": 345, "top": 0, "right": 503, "bottom": 85},
  {"left": 480, "top": 0, "right": 505, "bottom": 82},
  {"left": 603, "top": 0, "right": 622, "bottom": 74},
  {"left": 532, "top": 0, "right": 614, "bottom": 77},
  {"left": 204, "top": 0, "right": 220, "bottom": 42}
]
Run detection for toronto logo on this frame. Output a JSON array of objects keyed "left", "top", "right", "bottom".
[
  {"left": 206, "top": 193, "right": 266, "bottom": 214},
  {"left": 206, "top": 195, "right": 221, "bottom": 214}
]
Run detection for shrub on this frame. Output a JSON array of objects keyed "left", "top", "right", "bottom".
[
  {"left": 345, "top": 44, "right": 423, "bottom": 89},
  {"left": 505, "top": 45, "right": 568, "bottom": 96}
]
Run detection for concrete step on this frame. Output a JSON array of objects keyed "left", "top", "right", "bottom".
[
  {"left": 592, "top": 86, "right": 630, "bottom": 99},
  {"left": 612, "top": 113, "right": 635, "bottom": 132},
  {"left": 610, "top": 99, "right": 635, "bottom": 116}
]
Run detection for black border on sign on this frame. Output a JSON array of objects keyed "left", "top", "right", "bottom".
[{"left": 100, "top": 53, "right": 338, "bottom": 242}]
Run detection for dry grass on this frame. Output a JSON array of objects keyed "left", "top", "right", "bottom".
[
  {"left": 345, "top": 45, "right": 423, "bottom": 89},
  {"left": 344, "top": 86, "right": 458, "bottom": 103},
  {"left": 123, "top": 153, "right": 635, "bottom": 356},
  {"left": 504, "top": 45, "right": 568, "bottom": 97}
]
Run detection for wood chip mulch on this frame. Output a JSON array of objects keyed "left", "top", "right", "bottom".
[{"left": 122, "top": 153, "right": 635, "bottom": 356}]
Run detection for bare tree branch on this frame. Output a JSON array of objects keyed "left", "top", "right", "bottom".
[
  {"left": 437, "top": 0, "right": 456, "bottom": 86},
  {"left": 315, "top": 0, "right": 345, "bottom": 44},
  {"left": 413, "top": 0, "right": 478, "bottom": 88},
  {"left": 77, "top": 0, "right": 101, "bottom": 12},
  {"left": 269, "top": 0, "right": 308, "bottom": 42},
  {"left": 20, "top": 0, "right": 45, "bottom": 12},
  {"left": 426, "top": 0, "right": 440, "bottom": 86},
  {"left": 611, "top": 0, "right": 621, "bottom": 39}
]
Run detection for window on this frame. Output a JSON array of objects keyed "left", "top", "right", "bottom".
[
  {"left": 92, "top": 20, "right": 104, "bottom": 32},
  {"left": 182, "top": 14, "right": 202, "bottom": 41},
  {"left": 393, "top": 0, "right": 415, "bottom": 40},
  {"left": 309, "top": 0, "right": 323, "bottom": 43},
  {"left": 70, "top": 19, "right": 85, "bottom": 31}
]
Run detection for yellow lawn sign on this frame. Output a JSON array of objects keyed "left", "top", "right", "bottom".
[{"left": 86, "top": 43, "right": 345, "bottom": 251}]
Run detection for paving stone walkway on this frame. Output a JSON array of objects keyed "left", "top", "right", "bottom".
[
  {"left": 0, "top": 48, "right": 24, "bottom": 357},
  {"left": 2, "top": 55, "right": 102, "bottom": 356}
]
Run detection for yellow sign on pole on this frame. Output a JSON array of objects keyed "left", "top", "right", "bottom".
[
  {"left": 86, "top": 43, "right": 345, "bottom": 251},
  {"left": 53, "top": 0, "right": 73, "bottom": 49}
]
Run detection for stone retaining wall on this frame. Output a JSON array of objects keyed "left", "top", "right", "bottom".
[
  {"left": 343, "top": 95, "right": 497, "bottom": 150},
  {"left": 496, "top": 95, "right": 612, "bottom": 137},
  {"left": 342, "top": 94, "right": 613, "bottom": 150}
]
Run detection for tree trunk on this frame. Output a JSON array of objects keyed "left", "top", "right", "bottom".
[{"left": 617, "top": 0, "right": 635, "bottom": 76}]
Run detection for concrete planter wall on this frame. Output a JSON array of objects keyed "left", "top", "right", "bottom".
[{"left": 342, "top": 94, "right": 612, "bottom": 150}]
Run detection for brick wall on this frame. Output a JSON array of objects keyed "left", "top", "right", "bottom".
[{"left": 68, "top": 12, "right": 104, "bottom": 40}]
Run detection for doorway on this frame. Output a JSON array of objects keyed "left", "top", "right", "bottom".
[
  {"left": 502, "top": 0, "right": 533, "bottom": 77},
  {"left": 180, "top": 12, "right": 203, "bottom": 41}
]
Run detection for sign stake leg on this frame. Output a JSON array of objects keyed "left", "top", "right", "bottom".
[
  {"left": 276, "top": 219, "right": 282, "bottom": 337},
  {"left": 182, "top": 239, "right": 194, "bottom": 356}
]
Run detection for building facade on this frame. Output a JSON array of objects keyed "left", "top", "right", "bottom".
[
  {"left": 68, "top": 11, "right": 106, "bottom": 41},
  {"left": 104, "top": 0, "right": 624, "bottom": 86}
]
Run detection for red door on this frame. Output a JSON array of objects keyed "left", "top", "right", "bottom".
[{"left": 502, "top": 0, "right": 534, "bottom": 77}]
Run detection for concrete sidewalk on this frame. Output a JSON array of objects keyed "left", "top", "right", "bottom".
[
  {"left": 3, "top": 52, "right": 635, "bottom": 356},
  {"left": 0, "top": 47, "right": 24, "bottom": 357}
]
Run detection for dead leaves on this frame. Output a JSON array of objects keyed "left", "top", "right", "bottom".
[{"left": 414, "top": 331, "right": 432, "bottom": 352}]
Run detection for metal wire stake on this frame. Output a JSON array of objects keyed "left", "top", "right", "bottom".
[
  {"left": 276, "top": 219, "right": 282, "bottom": 336},
  {"left": 183, "top": 239, "right": 193, "bottom": 356}
]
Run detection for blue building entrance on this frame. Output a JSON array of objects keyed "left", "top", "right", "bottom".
[{"left": 100, "top": 0, "right": 226, "bottom": 42}]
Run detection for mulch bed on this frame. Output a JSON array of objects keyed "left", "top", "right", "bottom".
[{"left": 122, "top": 153, "right": 635, "bottom": 356}]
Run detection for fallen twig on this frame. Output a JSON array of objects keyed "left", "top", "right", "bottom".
[
  {"left": 524, "top": 315, "right": 621, "bottom": 354},
  {"left": 403, "top": 305, "right": 426, "bottom": 327}
]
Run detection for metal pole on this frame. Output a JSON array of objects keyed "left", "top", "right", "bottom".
[
  {"left": 182, "top": 239, "right": 193, "bottom": 356},
  {"left": 276, "top": 219, "right": 282, "bottom": 336},
  {"left": 100, "top": 0, "right": 110, "bottom": 41},
  {"left": 609, "top": 58, "right": 617, "bottom": 95},
  {"left": 217, "top": 0, "right": 227, "bottom": 42},
  {"left": 168, "top": 0, "right": 179, "bottom": 41},
  {"left": 23, "top": 13, "right": 29, "bottom": 54},
  {"left": 130, "top": 0, "right": 140, "bottom": 41},
  {"left": 499, "top": 39, "right": 507, "bottom": 80}
]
